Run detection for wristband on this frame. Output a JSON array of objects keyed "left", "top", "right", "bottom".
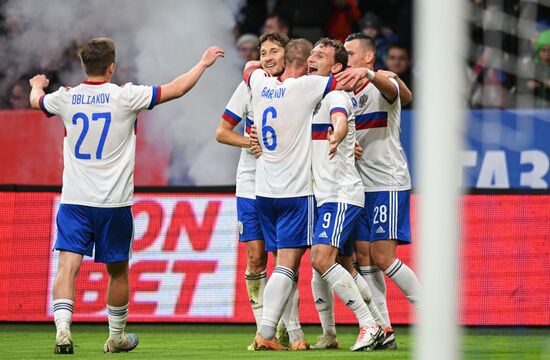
[{"left": 366, "top": 69, "right": 375, "bottom": 81}]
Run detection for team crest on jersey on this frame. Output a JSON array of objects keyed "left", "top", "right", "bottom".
[
  {"left": 359, "top": 94, "right": 368, "bottom": 107},
  {"left": 313, "top": 101, "right": 322, "bottom": 115}
]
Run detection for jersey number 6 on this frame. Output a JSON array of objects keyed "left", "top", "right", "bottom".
[
  {"left": 72, "top": 112, "right": 112, "bottom": 160},
  {"left": 261, "top": 106, "right": 277, "bottom": 151}
]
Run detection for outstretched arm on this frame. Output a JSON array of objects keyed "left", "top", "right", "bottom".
[
  {"left": 29, "top": 74, "right": 49, "bottom": 109},
  {"left": 159, "top": 46, "right": 224, "bottom": 104},
  {"left": 335, "top": 68, "right": 398, "bottom": 102}
]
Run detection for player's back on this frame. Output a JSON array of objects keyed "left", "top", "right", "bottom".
[
  {"left": 350, "top": 81, "right": 411, "bottom": 192},
  {"left": 249, "top": 70, "right": 335, "bottom": 198},
  {"left": 41, "top": 81, "right": 160, "bottom": 207}
]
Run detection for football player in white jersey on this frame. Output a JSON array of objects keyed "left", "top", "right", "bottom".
[
  {"left": 307, "top": 38, "right": 389, "bottom": 351},
  {"left": 244, "top": 39, "right": 372, "bottom": 351},
  {"left": 29, "top": 37, "right": 224, "bottom": 354},
  {"left": 341, "top": 32, "right": 421, "bottom": 350},
  {"left": 216, "top": 32, "right": 302, "bottom": 350}
]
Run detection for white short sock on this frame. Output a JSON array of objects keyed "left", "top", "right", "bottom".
[
  {"left": 360, "top": 265, "right": 391, "bottom": 327},
  {"left": 245, "top": 270, "right": 267, "bottom": 331},
  {"left": 53, "top": 299, "right": 73, "bottom": 337},
  {"left": 260, "top": 266, "right": 295, "bottom": 340},
  {"left": 322, "top": 264, "right": 375, "bottom": 328},
  {"left": 107, "top": 304, "right": 128, "bottom": 340},
  {"left": 384, "top": 258, "right": 421, "bottom": 307},
  {"left": 312, "top": 270, "right": 336, "bottom": 336},
  {"left": 353, "top": 273, "right": 388, "bottom": 329}
]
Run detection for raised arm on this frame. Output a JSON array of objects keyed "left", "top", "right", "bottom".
[
  {"left": 377, "top": 70, "right": 412, "bottom": 106},
  {"left": 29, "top": 74, "right": 50, "bottom": 109},
  {"left": 158, "top": 46, "right": 224, "bottom": 104}
]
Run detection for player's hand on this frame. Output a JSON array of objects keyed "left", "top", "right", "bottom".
[
  {"left": 376, "top": 70, "right": 398, "bottom": 80},
  {"left": 29, "top": 74, "right": 49, "bottom": 89},
  {"left": 250, "top": 125, "right": 262, "bottom": 158},
  {"left": 354, "top": 141, "right": 363, "bottom": 160},
  {"left": 328, "top": 127, "right": 338, "bottom": 159},
  {"left": 335, "top": 68, "right": 367, "bottom": 89},
  {"left": 201, "top": 46, "right": 225, "bottom": 68}
]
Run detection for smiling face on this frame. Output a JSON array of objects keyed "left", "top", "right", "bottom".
[
  {"left": 307, "top": 44, "right": 337, "bottom": 76},
  {"left": 260, "top": 40, "right": 285, "bottom": 76}
]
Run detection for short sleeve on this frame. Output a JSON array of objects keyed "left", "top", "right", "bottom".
[
  {"left": 40, "top": 89, "right": 63, "bottom": 117},
  {"left": 245, "top": 67, "right": 268, "bottom": 92},
  {"left": 300, "top": 74, "right": 337, "bottom": 104},
  {"left": 222, "top": 82, "right": 250, "bottom": 126},
  {"left": 123, "top": 83, "right": 161, "bottom": 112},
  {"left": 326, "top": 91, "right": 352, "bottom": 120}
]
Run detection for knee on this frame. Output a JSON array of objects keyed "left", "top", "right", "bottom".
[
  {"left": 355, "top": 244, "right": 371, "bottom": 266},
  {"left": 310, "top": 250, "right": 330, "bottom": 275},
  {"left": 372, "top": 251, "right": 395, "bottom": 271},
  {"left": 57, "top": 262, "right": 80, "bottom": 279},
  {"left": 247, "top": 250, "right": 267, "bottom": 273}
]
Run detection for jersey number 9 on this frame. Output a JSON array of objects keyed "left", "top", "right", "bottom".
[{"left": 261, "top": 107, "right": 277, "bottom": 151}]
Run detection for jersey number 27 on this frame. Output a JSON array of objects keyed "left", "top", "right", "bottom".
[{"left": 72, "top": 112, "right": 111, "bottom": 160}]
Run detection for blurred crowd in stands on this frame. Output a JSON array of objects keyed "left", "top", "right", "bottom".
[{"left": 0, "top": 0, "right": 549, "bottom": 109}]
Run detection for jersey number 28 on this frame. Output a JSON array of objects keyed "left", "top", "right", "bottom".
[{"left": 72, "top": 112, "right": 111, "bottom": 160}]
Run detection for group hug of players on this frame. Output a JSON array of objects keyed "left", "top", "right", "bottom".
[{"left": 217, "top": 31, "right": 421, "bottom": 352}]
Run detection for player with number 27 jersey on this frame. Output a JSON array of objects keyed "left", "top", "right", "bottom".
[{"left": 40, "top": 81, "right": 160, "bottom": 207}]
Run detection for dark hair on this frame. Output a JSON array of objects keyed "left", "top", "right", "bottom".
[
  {"left": 78, "top": 37, "right": 116, "bottom": 76},
  {"left": 344, "top": 33, "right": 376, "bottom": 53},
  {"left": 259, "top": 31, "right": 290, "bottom": 49},
  {"left": 387, "top": 42, "right": 411, "bottom": 58},
  {"left": 284, "top": 38, "right": 313, "bottom": 67},
  {"left": 266, "top": 13, "right": 290, "bottom": 31},
  {"left": 314, "top": 37, "right": 348, "bottom": 69}
]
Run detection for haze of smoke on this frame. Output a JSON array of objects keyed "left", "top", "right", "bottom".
[{"left": 2, "top": 0, "right": 244, "bottom": 185}]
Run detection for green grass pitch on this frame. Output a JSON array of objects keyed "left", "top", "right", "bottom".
[{"left": 0, "top": 324, "right": 548, "bottom": 359}]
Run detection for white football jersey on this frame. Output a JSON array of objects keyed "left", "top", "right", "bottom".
[
  {"left": 311, "top": 90, "right": 364, "bottom": 207},
  {"left": 221, "top": 81, "right": 256, "bottom": 199},
  {"left": 248, "top": 69, "right": 336, "bottom": 198},
  {"left": 40, "top": 81, "right": 160, "bottom": 207},
  {"left": 350, "top": 79, "right": 411, "bottom": 192}
]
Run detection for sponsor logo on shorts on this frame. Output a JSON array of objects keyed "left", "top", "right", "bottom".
[
  {"left": 376, "top": 226, "right": 385, "bottom": 234},
  {"left": 318, "top": 231, "right": 328, "bottom": 239}
]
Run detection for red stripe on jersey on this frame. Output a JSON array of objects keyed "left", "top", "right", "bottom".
[
  {"left": 222, "top": 112, "right": 240, "bottom": 126},
  {"left": 312, "top": 131, "right": 328, "bottom": 140},
  {"left": 356, "top": 119, "right": 388, "bottom": 130},
  {"left": 354, "top": 80, "right": 370, "bottom": 95}
]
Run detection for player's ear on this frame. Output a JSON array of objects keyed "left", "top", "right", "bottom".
[
  {"left": 365, "top": 51, "right": 374, "bottom": 66},
  {"left": 331, "top": 62, "right": 343, "bottom": 74},
  {"left": 108, "top": 63, "right": 116, "bottom": 75}
]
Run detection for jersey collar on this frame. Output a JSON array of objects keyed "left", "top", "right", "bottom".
[
  {"left": 354, "top": 80, "right": 370, "bottom": 95},
  {"left": 82, "top": 80, "right": 108, "bottom": 85}
]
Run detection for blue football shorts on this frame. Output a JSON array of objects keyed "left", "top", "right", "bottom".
[
  {"left": 256, "top": 195, "right": 315, "bottom": 252},
  {"left": 236, "top": 197, "right": 264, "bottom": 242},
  {"left": 352, "top": 190, "right": 411, "bottom": 244},
  {"left": 313, "top": 202, "right": 362, "bottom": 256},
  {"left": 54, "top": 204, "right": 134, "bottom": 263}
]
